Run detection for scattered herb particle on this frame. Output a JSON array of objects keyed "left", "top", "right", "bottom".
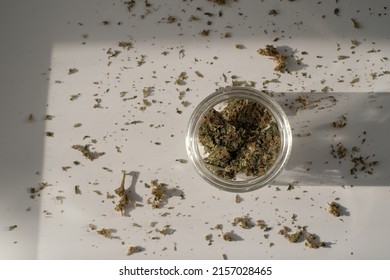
[
  {"left": 351, "top": 18, "right": 360, "bottom": 28},
  {"left": 350, "top": 77, "right": 360, "bottom": 85},
  {"left": 233, "top": 216, "right": 254, "bottom": 229},
  {"left": 332, "top": 115, "right": 347, "bottom": 128},
  {"left": 127, "top": 246, "right": 142, "bottom": 256},
  {"left": 75, "top": 185, "right": 82, "bottom": 195},
  {"left": 175, "top": 72, "right": 188, "bottom": 85},
  {"left": 97, "top": 228, "right": 112, "bottom": 238},
  {"left": 68, "top": 68, "right": 78, "bottom": 75},
  {"left": 222, "top": 232, "right": 235, "bottom": 241},
  {"left": 211, "top": 0, "right": 226, "bottom": 5},
  {"left": 268, "top": 9, "right": 278, "bottom": 16},
  {"left": 71, "top": 144, "right": 105, "bottom": 161},
  {"left": 258, "top": 45, "right": 287, "bottom": 72},
  {"left": 327, "top": 201, "right": 340, "bottom": 217},
  {"left": 44, "top": 114, "right": 55, "bottom": 120},
  {"left": 305, "top": 232, "right": 326, "bottom": 249},
  {"left": 200, "top": 30, "right": 210, "bottom": 36},
  {"left": 338, "top": 55, "right": 350, "bottom": 60},
  {"left": 147, "top": 180, "right": 168, "bottom": 208},
  {"left": 166, "top": 16, "right": 176, "bottom": 24},
  {"left": 195, "top": 71, "right": 204, "bottom": 78},
  {"left": 118, "top": 41, "right": 133, "bottom": 50},
  {"left": 114, "top": 171, "right": 133, "bottom": 216},
  {"left": 28, "top": 114, "right": 34, "bottom": 123},
  {"left": 9, "top": 225, "right": 18, "bottom": 231}
]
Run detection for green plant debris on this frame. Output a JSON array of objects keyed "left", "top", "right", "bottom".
[
  {"left": 71, "top": 144, "right": 105, "bottom": 160},
  {"left": 114, "top": 171, "right": 133, "bottom": 216},
  {"left": 258, "top": 45, "right": 287, "bottom": 72},
  {"left": 199, "top": 99, "right": 281, "bottom": 180},
  {"left": 327, "top": 201, "right": 341, "bottom": 217}
]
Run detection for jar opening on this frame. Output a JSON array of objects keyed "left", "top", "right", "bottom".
[
  {"left": 197, "top": 98, "right": 281, "bottom": 181},
  {"left": 186, "top": 87, "right": 292, "bottom": 192}
]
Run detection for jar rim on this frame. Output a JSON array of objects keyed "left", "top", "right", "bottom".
[{"left": 186, "top": 86, "right": 292, "bottom": 192}]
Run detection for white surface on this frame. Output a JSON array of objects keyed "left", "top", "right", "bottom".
[{"left": 1, "top": 0, "right": 390, "bottom": 259}]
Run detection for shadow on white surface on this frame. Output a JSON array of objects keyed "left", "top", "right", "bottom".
[{"left": 274, "top": 91, "right": 390, "bottom": 187}]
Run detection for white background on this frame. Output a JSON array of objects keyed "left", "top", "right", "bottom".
[{"left": 0, "top": 0, "right": 390, "bottom": 259}]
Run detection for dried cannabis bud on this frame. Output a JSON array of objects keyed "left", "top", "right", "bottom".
[
  {"left": 327, "top": 201, "right": 341, "bottom": 217},
  {"left": 199, "top": 99, "right": 281, "bottom": 180},
  {"left": 232, "top": 216, "right": 254, "bottom": 229},
  {"left": 97, "top": 228, "right": 112, "bottom": 239},
  {"left": 71, "top": 144, "right": 105, "bottom": 161},
  {"left": 222, "top": 232, "right": 235, "bottom": 241},
  {"left": 304, "top": 233, "right": 326, "bottom": 249},
  {"left": 114, "top": 171, "right": 133, "bottom": 216},
  {"left": 147, "top": 179, "right": 168, "bottom": 208},
  {"left": 278, "top": 227, "right": 304, "bottom": 243},
  {"left": 258, "top": 45, "right": 287, "bottom": 72}
]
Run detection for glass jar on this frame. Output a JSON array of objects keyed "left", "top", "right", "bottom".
[{"left": 186, "top": 87, "right": 292, "bottom": 192}]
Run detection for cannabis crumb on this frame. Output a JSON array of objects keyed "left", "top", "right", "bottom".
[
  {"left": 147, "top": 179, "right": 167, "bottom": 208},
  {"left": 9, "top": 225, "right": 18, "bottom": 231},
  {"left": 268, "top": 9, "right": 278, "bottom": 16},
  {"left": 97, "top": 228, "right": 112, "bottom": 238},
  {"left": 332, "top": 115, "right": 347, "bottom": 128},
  {"left": 351, "top": 18, "right": 360, "bottom": 29},
  {"left": 127, "top": 246, "right": 142, "bottom": 256},
  {"left": 222, "top": 232, "right": 235, "bottom": 241},
  {"left": 327, "top": 201, "right": 341, "bottom": 217},
  {"left": 68, "top": 68, "right": 79, "bottom": 75},
  {"left": 258, "top": 45, "right": 287, "bottom": 72},
  {"left": 114, "top": 171, "right": 133, "bottom": 216},
  {"left": 71, "top": 144, "right": 105, "bottom": 160},
  {"left": 75, "top": 185, "right": 82, "bottom": 195}
]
